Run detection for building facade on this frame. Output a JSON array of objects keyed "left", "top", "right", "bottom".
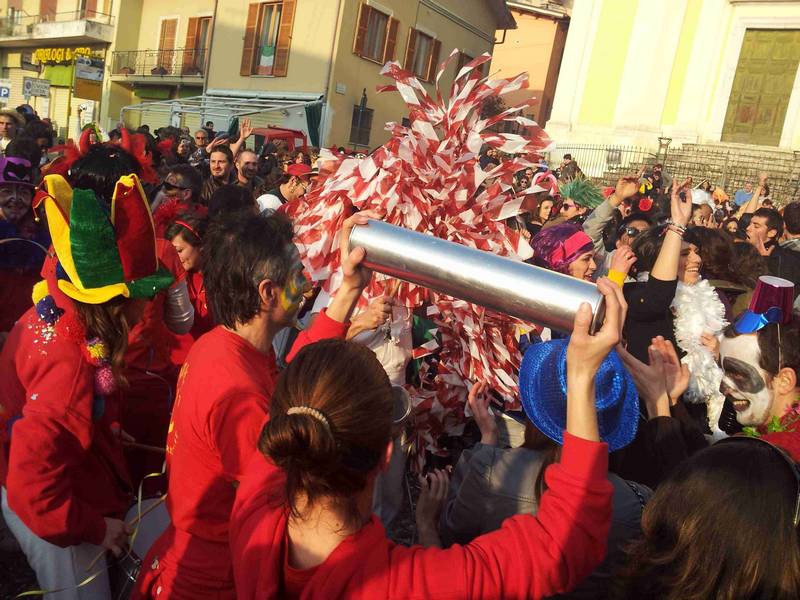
[
  {"left": 547, "top": 0, "right": 800, "bottom": 151},
  {"left": 0, "top": 0, "right": 117, "bottom": 141},
  {"left": 489, "top": 0, "right": 570, "bottom": 127},
  {"left": 105, "top": 0, "right": 514, "bottom": 148}
]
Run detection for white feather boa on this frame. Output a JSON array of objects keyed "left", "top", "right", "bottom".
[{"left": 671, "top": 279, "right": 728, "bottom": 435}]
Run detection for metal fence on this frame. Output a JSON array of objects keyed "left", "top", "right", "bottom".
[
  {"left": 0, "top": 10, "right": 114, "bottom": 35},
  {"left": 111, "top": 48, "right": 208, "bottom": 78},
  {"left": 545, "top": 142, "right": 800, "bottom": 204}
]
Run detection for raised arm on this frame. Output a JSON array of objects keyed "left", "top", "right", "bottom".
[{"left": 650, "top": 178, "right": 692, "bottom": 282}]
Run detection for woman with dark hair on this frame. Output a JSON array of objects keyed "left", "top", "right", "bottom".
[
  {"left": 615, "top": 438, "right": 800, "bottom": 599},
  {"left": 165, "top": 209, "right": 214, "bottom": 362},
  {"left": 229, "top": 280, "right": 625, "bottom": 599},
  {"left": 0, "top": 167, "right": 174, "bottom": 596},
  {"left": 208, "top": 183, "right": 257, "bottom": 219},
  {"left": 684, "top": 227, "right": 757, "bottom": 319},
  {"left": 722, "top": 216, "right": 739, "bottom": 235}
]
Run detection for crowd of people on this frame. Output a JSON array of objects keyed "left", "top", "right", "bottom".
[{"left": 1, "top": 95, "right": 800, "bottom": 600}]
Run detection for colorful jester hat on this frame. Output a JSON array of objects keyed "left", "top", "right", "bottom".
[{"left": 33, "top": 173, "right": 173, "bottom": 304}]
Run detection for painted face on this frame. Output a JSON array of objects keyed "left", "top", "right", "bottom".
[
  {"left": 237, "top": 152, "right": 259, "bottom": 180},
  {"left": 0, "top": 183, "right": 33, "bottom": 223},
  {"left": 277, "top": 246, "right": 311, "bottom": 320},
  {"left": 171, "top": 234, "right": 201, "bottom": 272},
  {"left": 567, "top": 251, "right": 597, "bottom": 281},
  {"left": 677, "top": 242, "right": 702, "bottom": 284},
  {"left": 719, "top": 333, "right": 774, "bottom": 426}
]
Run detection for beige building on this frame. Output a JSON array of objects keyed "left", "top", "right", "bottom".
[
  {"left": 548, "top": 0, "right": 800, "bottom": 151},
  {"left": 489, "top": 0, "right": 570, "bottom": 127},
  {"left": 107, "top": 0, "right": 515, "bottom": 148},
  {"left": 0, "top": 0, "right": 117, "bottom": 140}
]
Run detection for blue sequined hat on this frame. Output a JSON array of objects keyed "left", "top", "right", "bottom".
[{"left": 519, "top": 338, "right": 639, "bottom": 451}]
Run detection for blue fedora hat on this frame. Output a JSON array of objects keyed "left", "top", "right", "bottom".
[{"left": 519, "top": 338, "right": 639, "bottom": 452}]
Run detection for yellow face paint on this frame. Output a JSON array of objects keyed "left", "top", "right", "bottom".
[{"left": 279, "top": 268, "right": 310, "bottom": 313}]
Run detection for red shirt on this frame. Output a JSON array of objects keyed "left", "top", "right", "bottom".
[
  {"left": 230, "top": 433, "right": 612, "bottom": 600},
  {"left": 0, "top": 304, "right": 131, "bottom": 546},
  {"left": 133, "top": 311, "right": 348, "bottom": 598},
  {"left": 170, "top": 270, "right": 214, "bottom": 366}
]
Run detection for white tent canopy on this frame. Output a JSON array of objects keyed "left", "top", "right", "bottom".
[{"left": 120, "top": 90, "right": 324, "bottom": 129}]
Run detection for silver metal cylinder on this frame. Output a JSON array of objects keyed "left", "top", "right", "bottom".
[{"left": 349, "top": 220, "right": 605, "bottom": 333}]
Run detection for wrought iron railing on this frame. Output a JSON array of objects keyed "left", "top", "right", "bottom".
[
  {"left": 111, "top": 48, "right": 208, "bottom": 78},
  {"left": 544, "top": 142, "right": 800, "bottom": 204},
  {"left": 0, "top": 10, "right": 114, "bottom": 35}
]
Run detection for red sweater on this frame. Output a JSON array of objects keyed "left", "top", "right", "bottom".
[
  {"left": 135, "top": 312, "right": 348, "bottom": 596},
  {"left": 230, "top": 433, "right": 612, "bottom": 600},
  {"left": 0, "top": 305, "right": 132, "bottom": 546}
]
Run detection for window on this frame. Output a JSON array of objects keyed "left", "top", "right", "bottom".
[
  {"left": 456, "top": 52, "right": 486, "bottom": 78},
  {"left": 240, "top": 1, "right": 297, "bottom": 77},
  {"left": 404, "top": 29, "right": 441, "bottom": 82},
  {"left": 182, "top": 16, "right": 212, "bottom": 75},
  {"left": 349, "top": 105, "right": 373, "bottom": 148},
  {"left": 353, "top": 4, "right": 399, "bottom": 65},
  {"left": 157, "top": 18, "right": 177, "bottom": 72}
]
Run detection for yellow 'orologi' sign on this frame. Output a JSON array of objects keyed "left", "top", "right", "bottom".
[{"left": 34, "top": 47, "right": 93, "bottom": 64}]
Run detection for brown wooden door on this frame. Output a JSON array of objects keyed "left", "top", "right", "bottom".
[
  {"left": 157, "top": 18, "right": 178, "bottom": 73},
  {"left": 722, "top": 29, "right": 800, "bottom": 146}
]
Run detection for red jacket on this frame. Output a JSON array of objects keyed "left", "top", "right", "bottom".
[
  {"left": 132, "top": 311, "right": 348, "bottom": 599},
  {"left": 0, "top": 304, "right": 132, "bottom": 547},
  {"left": 230, "top": 433, "right": 612, "bottom": 600}
]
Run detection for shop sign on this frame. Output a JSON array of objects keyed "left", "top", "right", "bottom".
[
  {"left": 23, "top": 77, "right": 50, "bottom": 98},
  {"left": 34, "top": 47, "right": 93, "bottom": 64}
]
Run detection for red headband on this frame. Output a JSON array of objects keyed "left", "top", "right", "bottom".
[
  {"left": 175, "top": 219, "right": 199, "bottom": 240},
  {"left": 549, "top": 230, "right": 593, "bottom": 266}
]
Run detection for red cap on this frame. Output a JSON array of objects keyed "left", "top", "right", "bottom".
[{"left": 286, "top": 163, "right": 311, "bottom": 178}]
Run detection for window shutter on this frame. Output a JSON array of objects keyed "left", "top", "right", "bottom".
[
  {"left": 158, "top": 18, "right": 178, "bottom": 71},
  {"left": 273, "top": 0, "right": 297, "bottom": 77},
  {"left": 383, "top": 16, "right": 399, "bottom": 63},
  {"left": 427, "top": 39, "right": 441, "bottom": 82},
  {"left": 353, "top": 3, "right": 370, "bottom": 56},
  {"left": 240, "top": 3, "right": 260, "bottom": 76},
  {"left": 85, "top": 0, "right": 97, "bottom": 16},
  {"left": 404, "top": 29, "right": 418, "bottom": 71},
  {"left": 182, "top": 17, "right": 199, "bottom": 74}
]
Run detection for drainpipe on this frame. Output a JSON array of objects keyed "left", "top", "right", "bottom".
[
  {"left": 203, "top": 0, "right": 219, "bottom": 96},
  {"left": 320, "top": 0, "right": 343, "bottom": 147}
]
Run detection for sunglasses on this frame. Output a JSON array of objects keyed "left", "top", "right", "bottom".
[
  {"left": 560, "top": 202, "right": 577, "bottom": 211},
  {"left": 163, "top": 181, "right": 190, "bottom": 192},
  {"left": 194, "top": 135, "right": 207, "bottom": 141},
  {"left": 621, "top": 226, "right": 644, "bottom": 238},
  {"left": 716, "top": 436, "right": 800, "bottom": 527}
]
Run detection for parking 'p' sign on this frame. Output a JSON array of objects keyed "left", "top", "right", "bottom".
[{"left": 0, "top": 78, "right": 11, "bottom": 103}]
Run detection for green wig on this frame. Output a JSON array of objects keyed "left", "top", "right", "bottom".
[{"left": 560, "top": 177, "right": 605, "bottom": 210}]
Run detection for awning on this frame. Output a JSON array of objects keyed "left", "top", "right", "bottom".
[{"left": 119, "top": 91, "right": 324, "bottom": 130}]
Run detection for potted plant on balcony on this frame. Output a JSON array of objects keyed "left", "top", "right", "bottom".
[
  {"left": 120, "top": 66, "right": 136, "bottom": 75},
  {"left": 151, "top": 66, "right": 168, "bottom": 76}
]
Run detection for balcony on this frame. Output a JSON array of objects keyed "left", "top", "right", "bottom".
[
  {"left": 110, "top": 49, "right": 207, "bottom": 83},
  {"left": 0, "top": 11, "right": 115, "bottom": 47}
]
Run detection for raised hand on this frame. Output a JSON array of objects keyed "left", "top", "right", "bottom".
[
  {"left": 670, "top": 177, "right": 693, "bottom": 227},
  {"left": 467, "top": 380, "right": 497, "bottom": 445},
  {"left": 565, "top": 278, "right": 626, "bottom": 442},
  {"left": 610, "top": 244, "right": 637, "bottom": 279},
  {"left": 651, "top": 336, "right": 689, "bottom": 402},
  {"left": 239, "top": 118, "right": 253, "bottom": 140},
  {"left": 416, "top": 469, "right": 450, "bottom": 548}
]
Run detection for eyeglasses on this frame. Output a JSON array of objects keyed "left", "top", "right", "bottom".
[
  {"left": 194, "top": 136, "right": 207, "bottom": 141},
  {"left": 716, "top": 436, "right": 800, "bottom": 527}
]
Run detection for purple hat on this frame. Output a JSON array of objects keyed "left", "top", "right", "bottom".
[{"left": 0, "top": 156, "right": 34, "bottom": 188}]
